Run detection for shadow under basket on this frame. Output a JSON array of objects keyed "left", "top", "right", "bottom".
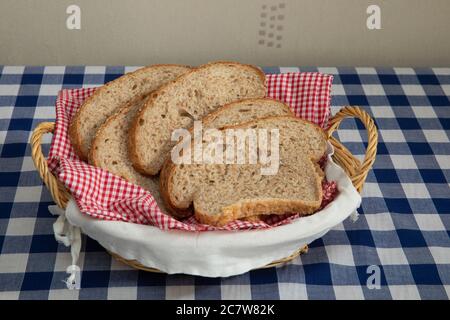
[{"left": 31, "top": 106, "right": 378, "bottom": 273}]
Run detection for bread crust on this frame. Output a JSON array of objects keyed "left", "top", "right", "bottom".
[
  {"left": 196, "top": 198, "right": 321, "bottom": 227},
  {"left": 200, "top": 97, "right": 295, "bottom": 128},
  {"left": 159, "top": 158, "right": 193, "bottom": 218},
  {"left": 160, "top": 115, "right": 327, "bottom": 226},
  {"left": 128, "top": 61, "right": 267, "bottom": 176},
  {"left": 69, "top": 64, "right": 191, "bottom": 161},
  {"left": 68, "top": 111, "right": 87, "bottom": 161}
]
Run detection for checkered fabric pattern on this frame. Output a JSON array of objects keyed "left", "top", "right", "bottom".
[
  {"left": 0, "top": 66, "right": 449, "bottom": 300},
  {"left": 48, "top": 72, "right": 334, "bottom": 231},
  {"left": 266, "top": 72, "right": 333, "bottom": 127}
]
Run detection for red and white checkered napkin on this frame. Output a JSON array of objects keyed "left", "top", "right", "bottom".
[{"left": 47, "top": 72, "right": 335, "bottom": 231}]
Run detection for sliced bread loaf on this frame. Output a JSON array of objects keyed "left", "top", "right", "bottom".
[
  {"left": 129, "top": 61, "right": 266, "bottom": 175},
  {"left": 69, "top": 64, "right": 190, "bottom": 160},
  {"left": 91, "top": 97, "right": 294, "bottom": 218},
  {"left": 160, "top": 116, "right": 327, "bottom": 226},
  {"left": 161, "top": 98, "right": 295, "bottom": 218}
]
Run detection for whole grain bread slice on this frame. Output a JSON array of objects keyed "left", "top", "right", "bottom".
[
  {"left": 69, "top": 64, "right": 190, "bottom": 160},
  {"left": 160, "top": 116, "right": 327, "bottom": 226},
  {"left": 161, "top": 98, "right": 295, "bottom": 218},
  {"left": 128, "top": 61, "right": 266, "bottom": 175}
]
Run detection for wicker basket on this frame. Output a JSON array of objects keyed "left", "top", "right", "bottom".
[{"left": 30, "top": 106, "right": 377, "bottom": 272}]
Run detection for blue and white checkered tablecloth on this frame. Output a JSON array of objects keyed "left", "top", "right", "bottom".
[{"left": 0, "top": 66, "right": 449, "bottom": 300}]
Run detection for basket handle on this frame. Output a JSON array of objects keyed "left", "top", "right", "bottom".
[
  {"left": 326, "top": 106, "right": 378, "bottom": 193},
  {"left": 30, "top": 122, "right": 70, "bottom": 209}
]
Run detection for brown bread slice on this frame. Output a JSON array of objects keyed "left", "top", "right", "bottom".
[
  {"left": 160, "top": 116, "right": 327, "bottom": 226},
  {"left": 69, "top": 64, "right": 190, "bottom": 160},
  {"left": 91, "top": 98, "right": 294, "bottom": 218},
  {"left": 128, "top": 61, "right": 266, "bottom": 175},
  {"left": 162, "top": 98, "right": 295, "bottom": 218}
]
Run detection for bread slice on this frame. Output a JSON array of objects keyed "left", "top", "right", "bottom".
[
  {"left": 69, "top": 64, "right": 190, "bottom": 160},
  {"left": 160, "top": 98, "right": 295, "bottom": 218},
  {"left": 160, "top": 116, "right": 327, "bottom": 226},
  {"left": 129, "top": 61, "right": 266, "bottom": 175}
]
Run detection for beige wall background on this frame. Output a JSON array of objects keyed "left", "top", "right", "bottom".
[{"left": 1, "top": 0, "right": 449, "bottom": 66}]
